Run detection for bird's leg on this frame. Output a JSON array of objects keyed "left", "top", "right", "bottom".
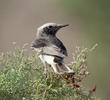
[{"left": 43, "top": 62, "right": 48, "bottom": 73}]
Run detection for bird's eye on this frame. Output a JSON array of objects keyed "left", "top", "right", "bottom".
[{"left": 49, "top": 26, "right": 52, "bottom": 28}]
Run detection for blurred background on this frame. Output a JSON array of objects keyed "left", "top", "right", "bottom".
[{"left": 0, "top": 0, "right": 110, "bottom": 99}]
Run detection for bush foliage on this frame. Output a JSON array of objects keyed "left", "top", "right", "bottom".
[{"left": 0, "top": 44, "right": 99, "bottom": 100}]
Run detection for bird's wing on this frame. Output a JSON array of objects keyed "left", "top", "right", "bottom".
[
  {"left": 52, "top": 38, "right": 68, "bottom": 56},
  {"left": 31, "top": 38, "right": 67, "bottom": 58},
  {"left": 31, "top": 39, "right": 48, "bottom": 48},
  {"left": 43, "top": 38, "right": 68, "bottom": 58}
]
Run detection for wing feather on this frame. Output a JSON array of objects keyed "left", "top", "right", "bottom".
[{"left": 31, "top": 38, "right": 68, "bottom": 58}]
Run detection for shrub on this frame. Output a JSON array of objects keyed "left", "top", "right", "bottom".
[{"left": 0, "top": 44, "right": 99, "bottom": 100}]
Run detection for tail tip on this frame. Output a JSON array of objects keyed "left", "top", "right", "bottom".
[{"left": 67, "top": 71, "right": 75, "bottom": 75}]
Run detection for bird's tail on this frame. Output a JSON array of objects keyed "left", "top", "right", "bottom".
[{"left": 51, "top": 63, "right": 74, "bottom": 74}]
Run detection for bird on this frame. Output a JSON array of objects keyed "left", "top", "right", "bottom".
[{"left": 31, "top": 23, "right": 74, "bottom": 74}]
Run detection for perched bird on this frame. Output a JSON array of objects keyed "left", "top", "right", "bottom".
[{"left": 31, "top": 23, "right": 73, "bottom": 74}]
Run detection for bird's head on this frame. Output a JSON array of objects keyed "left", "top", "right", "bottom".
[{"left": 36, "top": 23, "right": 69, "bottom": 38}]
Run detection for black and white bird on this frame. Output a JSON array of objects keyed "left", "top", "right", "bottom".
[{"left": 31, "top": 23, "right": 74, "bottom": 74}]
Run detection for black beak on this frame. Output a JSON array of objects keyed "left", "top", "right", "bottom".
[{"left": 58, "top": 24, "right": 69, "bottom": 28}]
